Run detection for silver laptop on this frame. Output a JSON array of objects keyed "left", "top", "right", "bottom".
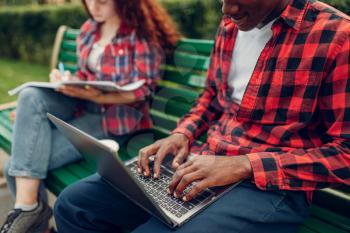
[{"left": 47, "top": 113, "right": 239, "bottom": 228}]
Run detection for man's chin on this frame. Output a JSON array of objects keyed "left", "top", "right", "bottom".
[
  {"left": 230, "top": 17, "right": 257, "bottom": 31},
  {"left": 236, "top": 24, "right": 256, "bottom": 31}
]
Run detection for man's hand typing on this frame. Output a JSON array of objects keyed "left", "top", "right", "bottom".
[
  {"left": 137, "top": 133, "right": 190, "bottom": 178},
  {"left": 168, "top": 155, "right": 252, "bottom": 201}
]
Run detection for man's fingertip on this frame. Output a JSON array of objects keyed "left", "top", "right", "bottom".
[{"left": 172, "top": 161, "right": 179, "bottom": 168}]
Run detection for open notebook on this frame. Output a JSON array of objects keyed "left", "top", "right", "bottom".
[{"left": 8, "top": 80, "right": 145, "bottom": 96}]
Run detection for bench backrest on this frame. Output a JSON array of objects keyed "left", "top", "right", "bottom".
[{"left": 52, "top": 26, "right": 213, "bottom": 139}]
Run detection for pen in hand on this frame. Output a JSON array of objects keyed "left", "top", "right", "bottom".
[{"left": 58, "top": 62, "right": 69, "bottom": 81}]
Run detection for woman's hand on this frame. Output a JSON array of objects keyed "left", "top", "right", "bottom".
[
  {"left": 168, "top": 155, "right": 252, "bottom": 201},
  {"left": 49, "top": 69, "right": 73, "bottom": 82},
  {"left": 58, "top": 85, "right": 104, "bottom": 103}
]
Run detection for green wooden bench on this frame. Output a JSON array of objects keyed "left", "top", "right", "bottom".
[{"left": 0, "top": 26, "right": 349, "bottom": 233}]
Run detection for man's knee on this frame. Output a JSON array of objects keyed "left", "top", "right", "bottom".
[
  {"left": 54, "top": 182, "right": 82, "bottom": 221},
  {"left": 54, "top": 174, "right": 104, "bottom": 220},
  {"left": 54, "top": 180, "right": 103, "bottom": 232},
  {"left": 55, "top": 182, "right": 96, "bottom": 232}
]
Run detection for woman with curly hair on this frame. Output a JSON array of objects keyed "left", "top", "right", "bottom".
[{"left": 1, "top": 0, "right": 180, "bottom": 232}]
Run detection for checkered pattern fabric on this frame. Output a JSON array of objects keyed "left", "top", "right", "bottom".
[
  {"left": 76, "top": 20, "right": 162, "bottom": 135},
  {"left": 173, "top": 0, "right": 350, "bottom": 197}
]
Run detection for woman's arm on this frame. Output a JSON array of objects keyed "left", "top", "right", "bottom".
[
  {"left": 94, "top": 90, "right": 136, "bottom": 105},
  {"left": 57, "top": 85, "right": 136, "bottom": 105}
]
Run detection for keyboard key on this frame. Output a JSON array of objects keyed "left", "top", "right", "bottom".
[
  {"left": 128, "top": 162, "right": 206, "bottom": 218},
  {"left": 176, "top": 199, "right": 184, "bottom": 205},
  {"left": 189, "top": 198, "right": 200, "bottom": 205},
  {"left": 183, "top": 202, "right": 194, "bottom": 210},
  {"left": 179, "top": 208, "right": 188, "bottom": 215},
  {"left": 196, "top": 193, "right": 209, "bottom": 202},
  {"left": 203, "top": 191, "right": 211, "bottom": 197}
]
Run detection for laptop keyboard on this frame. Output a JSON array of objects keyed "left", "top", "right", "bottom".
[{"left": 128, "top": 163, "right": 213, "bottom": 218}]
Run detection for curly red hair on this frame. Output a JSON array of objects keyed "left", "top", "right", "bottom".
[{"left": 82, "top": 0, "right": 181, "bottom": 53}]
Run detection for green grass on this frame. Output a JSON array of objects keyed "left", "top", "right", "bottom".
[{"left": 0, "top": 59, "right": 49, "bottom": 104}]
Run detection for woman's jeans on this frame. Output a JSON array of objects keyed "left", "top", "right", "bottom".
[{"left": 3, "top": 87, "right": 124, "bottom": 231}]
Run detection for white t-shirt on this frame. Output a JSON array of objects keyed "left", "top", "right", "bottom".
[
  {"left": 87, "top": 43, "right": 105, "bottom": 73},
  {"left": 228, "top": 20, "right": 275, "bottom": 104}
]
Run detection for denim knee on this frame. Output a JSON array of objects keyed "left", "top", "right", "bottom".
[
  {"left": 17, "top": 87, "right": 49, "bottom": 114},
  {"left": 18, "top": 87, "right": 42, "bottom": 103}
]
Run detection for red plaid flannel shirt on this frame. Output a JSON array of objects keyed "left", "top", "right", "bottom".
[
  {"left": 173, "top": 0, "right": 350, "bottom": 197},
  {"left": 76, "top": 20, "right": 162, "bottom": 135}
]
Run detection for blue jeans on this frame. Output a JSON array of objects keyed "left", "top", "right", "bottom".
[
  {"left": 3, "top": 87, "right": 124, "bottom": 231},
  {"left": 54, "top": 174, "right": 310, "bottom": 233}
]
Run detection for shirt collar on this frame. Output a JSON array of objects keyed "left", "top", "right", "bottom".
[
  {"left": 279, "top": 0, "right": 309, "bottom": 31},
  {"left": 223, "top": 0, "right": 310, "bottom": 31}
]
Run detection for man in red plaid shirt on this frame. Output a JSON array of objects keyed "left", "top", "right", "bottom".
[
  {"left": 55, "top": 0, "right": 350, "bottom": 232},
  {"left": 137, "top": 0, "right": 350, "bottom": 230}
]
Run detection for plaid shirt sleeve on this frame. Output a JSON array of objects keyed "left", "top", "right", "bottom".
[
  {"left": 132, "top": 38, "right": 162, "bottom": 102},
  {"left": 172, "top": 25, "right": 224, "bottom": 143},
  {"left": 247, "top": 33, "right": 350, "bottom": 191}
]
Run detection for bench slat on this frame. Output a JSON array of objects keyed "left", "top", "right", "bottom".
[
  {"left": 155, "top": 85, "right": 199, "bottom": 104},
  {"left": 63, "top": 28, "right": 80, "bottom": 41},
  {"left": 0, "top": 128, "right": 12, "bottom": 145},
  {"left": 60, "top": 63, "right": 78, "bottom": 74},
  {"left": 177, "top": 38, "right": 213, "bottom": 56},
  {"left": 162, "top": 69, "right": 206, "bottom": 88},
  {"left": 0, "top": 136, "right": 11, "bottom": 154},
  {"left": 309, "top": 205, "right": 350, "bottom": 231},
  {"left": 45, "top": 178, "right": 64, "bottom": 196},
  {"left": 61, "top": 40, "right": 77, "bottom": 52},
  {"left": 65, "top": 162, "right": 93, "bottom": 178},
  {"left": 302, "top": 217, "right": 348, "bottom": 233},
  {"left": 172, "top": 52, "right": 210, "bottom": 71},
  {"left": 152, "top": 97, "right": 191, "bottom": 118},
  {"left": 150, "top": 109, "right": 178, "bottom": 132},
  {"left": 313, "top": 189, "right": 350, "bottom": 219},
  {"left": 59, "top": 51, "right": 78, "bottom": 63},
  {"left": 47, "top": 168, "right": 81, "bottom": 188}
]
